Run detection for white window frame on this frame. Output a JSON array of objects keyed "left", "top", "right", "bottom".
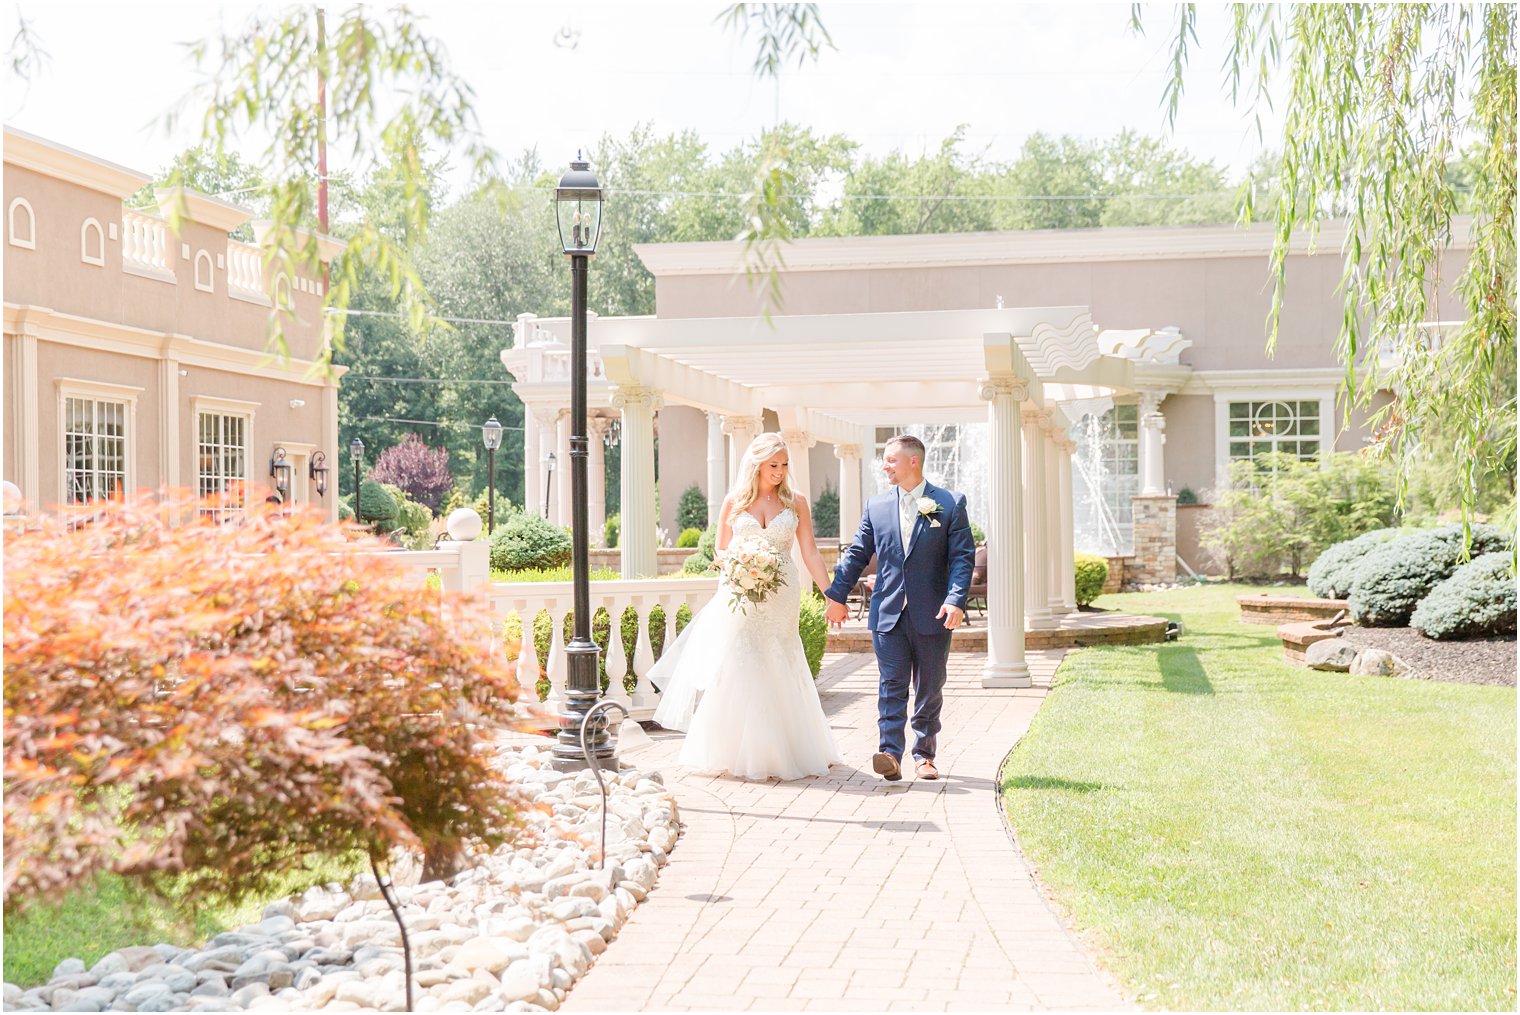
[
  {"left": 1212, "top": 387, "right": 1334, "bottom": 489},
  {"left": 193, "top": 395, "right": 259, "bottom": 520},
  {"left": 9, "top": 197, "right": 36, "bottom": 249},
  {"left": 80, "top": 217, "right": 105, "bottom": 266},
  {"left": 55, "top": 378, "right": 142, "bottom": 512}
]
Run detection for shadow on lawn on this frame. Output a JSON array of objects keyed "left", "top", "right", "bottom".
[{"left": 1004, "top": 774, "right": 1109, "bottom": 794}]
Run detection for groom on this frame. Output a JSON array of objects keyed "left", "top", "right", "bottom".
[{"left": 825, "top": 435, "right": 975, "bottom": 781}]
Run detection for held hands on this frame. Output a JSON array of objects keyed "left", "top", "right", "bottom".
[
  {"left": 938, "top": 604, "right": 965, "bottom": 630},
  {"left": 824, "top": 596, "right": 849, "bottom": 629}
]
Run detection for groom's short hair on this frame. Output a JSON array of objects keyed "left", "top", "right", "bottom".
[{"left": 885, "top": 434, "right": 926, "bottom": 463}]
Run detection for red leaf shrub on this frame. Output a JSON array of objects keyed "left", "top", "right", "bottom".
[
  {"left": 370, "top": 433, "right": 454, "bottom": 512},
  {"left": 4, "top": 491, "right": 532, "bottom": 912}
]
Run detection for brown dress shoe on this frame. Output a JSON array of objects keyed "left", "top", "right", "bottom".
[
  {"left": 872, "top": 752, "right": 903, "bottom": 781},
  {"left": 914, "top": 758, "right": 939, "bottom": 780}
]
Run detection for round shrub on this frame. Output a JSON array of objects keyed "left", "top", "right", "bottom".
[
  {"left": 1306, "top": 527, "right": 1400, "bottom": 599},
  {"left": 604, "top": 512, "right": 620, "bottom": 549},
  {"left": 676, "top": 484, "right": 708, "bottom": 533},
  {"left": 490, "top": 513, "right": 572, "bottom": 572},
  {"left": 1348, "top": 524, "right": 1507, "bottom": 627},
  {"left": 969, "top": 521, "right": 986, "bottom": 544},
  {"left": 812, "top": 485, "right": 840, "bottom": 540},
  {"left": 799, "top": 593, "right": 828, "bottom": 678},
  {"left": 1410, "top": 552, "right": 1517, "bottom": 640},
  {"left": 358, "top": 477, "right": 397, "bottom": 525},
  {"left": 676, "top": 527, "right": 702, "bottom": 548},
  {"left": 682, "top": 522, "right": 719, "bottom": 574},
  {"left": 1074, "top": 552, "right": 1109, "bottom": 606},
  {"left": 393, "top": 493, "right": 433, "bottom": 539}
]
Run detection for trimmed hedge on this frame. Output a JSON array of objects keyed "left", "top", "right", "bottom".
[
  {"left": 682, "top": 522, "right": 719, "bottom": 574},
  {"left": 604, "top": 513, "right": 620, "bottom": 549},
  {"left": 1074, "top": 552, "right": 1109, "bottom": 606},
  {"left": 676, "top": 527, "right": 702, "bottom": 548},
  {"left": 1306, "top": 527, "right": 1401, "bottom": 599},
  {"left": 1410, "top": 552, "right": 1518, "bottom": 640},
  {"left": 1348, "top": 524, "right": 1507, "bottom": 627},
  {"left": 490, "top": 513, "right": 572, "bottom": 572},
  {"left": 357, "top": 478, "right": 397, "bottom": 524},
  {"left": 812, "top": 485, "right": 840, "bottom": 540}
]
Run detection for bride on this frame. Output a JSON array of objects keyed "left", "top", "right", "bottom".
[{"left": 650, "top": 432, "right": 843, "bottom": 780}]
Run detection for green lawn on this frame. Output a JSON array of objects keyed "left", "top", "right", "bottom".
[
  {"left": 1002, "top": 584, "right": 1516, "bottom": 1011},
  {"left": 3, "top": 856, "right": 360, "bottom": 987}
]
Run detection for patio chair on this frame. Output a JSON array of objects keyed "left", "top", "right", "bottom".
[
  {"left": 844, "top": 557, "right": 877, "bottom": 620},
  {"left": 965, "top": 545, "right": 988, "bottom": 619}
]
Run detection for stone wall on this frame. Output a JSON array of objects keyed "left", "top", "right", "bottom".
[{"left": 1128, "top": 495, "right": 1177, "bottom": 585}]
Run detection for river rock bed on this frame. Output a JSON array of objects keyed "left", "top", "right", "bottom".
[{"left": 4, "top": 743, "right": 682, "bottom": 1013}]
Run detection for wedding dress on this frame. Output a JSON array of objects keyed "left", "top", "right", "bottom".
[{"left": 650, "top": 507, "right": 843, "bottom": 780}]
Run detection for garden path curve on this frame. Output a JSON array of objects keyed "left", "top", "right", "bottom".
[{"left": 563, "top": 650, "right": 1130, "bottom": 1012}]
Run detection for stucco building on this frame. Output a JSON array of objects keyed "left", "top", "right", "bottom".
[
  {"left": 3, "top": 127, "right": 344, "bottom": 521},
  {"left": 506, "top": 220, "right": 1468, "bottom": 584}
]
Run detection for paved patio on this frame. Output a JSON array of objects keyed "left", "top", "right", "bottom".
[{"left": 563, "top": 650, "right": 1130, "bottom": 1012}]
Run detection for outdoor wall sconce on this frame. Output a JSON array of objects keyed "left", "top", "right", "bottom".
[
  {"left": 309, "top": 451, "right": 329, "bottom": 497},
  {"left": 269, "top": 446, "right": 293, "bottom": 502}
]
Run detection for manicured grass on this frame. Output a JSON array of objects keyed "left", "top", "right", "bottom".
[
  {"left": 3, "top": 856, "right": 360, "bottom": 988},
  {"left": 1002, "top": 584, "right": 1516, "bottom": 1011}
]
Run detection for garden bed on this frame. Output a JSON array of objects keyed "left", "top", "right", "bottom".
[{"left": 1340, "top": 626, "right": 1517, "bottom": 687}]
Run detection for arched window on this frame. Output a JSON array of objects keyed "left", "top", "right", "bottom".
[
  {"left": 273, "top": 272, "right": 293, "bottom": 311},
  {"left": 194, "top": 250, "right": 214, "bottom": 292},
  {"left": 80, "top": 218, "right": 105, "bottom": 266},
  {"left": 8, "top": 198, "right": 36, "bottom": 249}
]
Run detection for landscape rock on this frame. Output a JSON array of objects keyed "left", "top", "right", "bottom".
[
  {"left": 1351, "top": 647, "right": 1406, "bottom": 677},
  {"left": 1306, "top": 637, "right": 1358, "bottom": 671}
]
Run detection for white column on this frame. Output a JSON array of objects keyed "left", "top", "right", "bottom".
[
  {"left": 17, "top": 333, "right": 39, "bottom": 503},
  {"left": 614, "top": 386, "right": 661, "bottom": 579},
  {"left": 1044, "top": 422, "right": 1065, "bottom": 616},
  {"left": 588, "top": 415, "right": 610, "bottom": 547},
  {"left": 522, "top": 405, "right": 540, "bottom": 519},
  {"left": 834, "top": 443, "right": 862, "bottom": 540},
  {"left": 779, "top": 428, "right": 814, "bottom": 505},
  {"left": 721, "top": 414, "right": 762, "bottom": 484},
  {"left": 1058, "top": 437, "right": 1077, "bottom": 612},
  {"left": 554, "top": 409, "right": 572, "bottom": 528},
  {"left": 981, "top": 378, "right": 1030, "bottom": 688},
  {"left": 705, "top": 411, "right": 727, "bottom": 521},
  {"left": 159, "top": 358, "right": 181, "bottom": 491},
  {"left": 534, "top": 408, "right": 558, "bottom": 518},
  {"left": 1140, "top": 390, "right": 1167, "bottom": 497},
  {"left": 321, "top": 375, "right": 339, "bottom": 523},
  {"left": 1023, "top": 407, "right": 1055, "bottom": 630}
]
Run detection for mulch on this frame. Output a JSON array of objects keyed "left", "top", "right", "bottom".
[{"left": 1339, "top": 625, "right": 1517, "bottom": 687}]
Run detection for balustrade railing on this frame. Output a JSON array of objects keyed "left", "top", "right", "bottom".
[
  {"left": 121, "top": 209, "right": 172, "bottom": 281},
  {"left": 225, "top": 240, "right": 268, "bottom": 303},
  {"left": 378, "top": 543, "right": 715, "bottom": 721}
]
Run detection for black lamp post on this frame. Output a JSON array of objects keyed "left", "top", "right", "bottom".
[
  {"left": 544, "top": 451, "right": 556, "bottom": 518},
  {"left": 349, "top": 437, "right": 364, "bottom": 522},
  {"left": 482, "top": 416, "right": 503, "bottom": 534},
  {"left": 552, "top": 152, "right": 611, "bottom": 772}
]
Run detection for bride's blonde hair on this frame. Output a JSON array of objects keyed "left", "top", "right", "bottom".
[{"left": 730, "top": 432, "right": 795, "bottom": 514}]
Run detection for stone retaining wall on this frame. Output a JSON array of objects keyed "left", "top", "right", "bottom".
[{"left": 1239, "top": 594, "right": 1349, "bottom": 625}]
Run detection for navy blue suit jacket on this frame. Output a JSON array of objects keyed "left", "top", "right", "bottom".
[{"left": 826, "top": 482, "right": 975, "bottom": 637}]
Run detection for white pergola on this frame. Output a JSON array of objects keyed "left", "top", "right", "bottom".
[{"left": 504, "top": 305, "right": 1170, "bottom": 688}]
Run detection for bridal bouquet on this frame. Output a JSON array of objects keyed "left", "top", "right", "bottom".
[{"left": 716, "top": 535, "right": 787, "bottom": 615}]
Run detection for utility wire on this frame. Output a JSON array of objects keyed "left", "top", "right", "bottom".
[
  {"left": 358, "top": 415, "right": 525, "bottom": 432},
  {"left": 345, "top": 374, "right": 518, "bottom": 386},
  {"left": 328, "top": 307, "right": 520, "bottom": 327}
]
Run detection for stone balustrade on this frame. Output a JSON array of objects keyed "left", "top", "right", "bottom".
[
  {"left": 225, "top": 239, "right": 267, "bottom": 302},
  {"left": 376, "top": 542, "right": 717, "bottom": 721},
  {"left": 121, "top": 208, "right": 171, "bottom": 281}
]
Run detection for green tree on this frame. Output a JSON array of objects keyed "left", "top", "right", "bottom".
[{"left": 1143, "top": 3, "right": 1517, "bottom": 530}]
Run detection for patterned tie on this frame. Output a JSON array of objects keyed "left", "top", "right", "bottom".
[{"left": 899, "top": 487, "right": 915, "bottom": 553}]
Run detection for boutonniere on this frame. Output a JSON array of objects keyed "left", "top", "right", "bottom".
[{"left": 917, "top": 496, "right": 942, "bottom": 528}]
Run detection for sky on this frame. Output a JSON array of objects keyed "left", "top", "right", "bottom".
[{"left": 3, "top": 2, "right": 1283, "bottom": 192}]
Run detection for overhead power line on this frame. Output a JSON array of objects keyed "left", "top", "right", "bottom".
[
  {"left": 358, "top": 415, "right": 525, "bottom": 432},
  {"left": 345, "top": 374, "right": 517, "bottom": 386}
]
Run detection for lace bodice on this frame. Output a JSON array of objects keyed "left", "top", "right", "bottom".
[
  {"left": 730, "top": 507, "right": 798, "bottom": 551},
  {"left": 722, "top": 507, "right": 800, "bottom": 635}
]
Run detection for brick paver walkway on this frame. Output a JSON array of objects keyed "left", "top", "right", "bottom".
[{"left": 564, "top": 651, "right": 1129, "bottom": 1012}]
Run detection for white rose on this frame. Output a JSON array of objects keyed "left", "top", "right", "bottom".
[{"left": 917, "top": 496, "right": 937, "bottom": 516}]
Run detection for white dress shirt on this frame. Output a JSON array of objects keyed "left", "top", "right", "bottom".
[{"left": 898, "top": 479, "right": 927, "bottom": 553}]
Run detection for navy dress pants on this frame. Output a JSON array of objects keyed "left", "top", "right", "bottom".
[{"left": 872, "top": 618, "right": 952, "bottom": 761}]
